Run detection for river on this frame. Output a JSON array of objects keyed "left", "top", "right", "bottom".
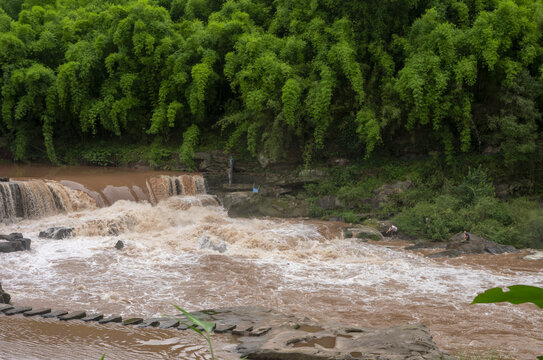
[{"left": 0, "top": 164, "right": 542, "bottom": 359}]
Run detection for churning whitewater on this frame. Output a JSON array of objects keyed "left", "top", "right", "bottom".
[{"left": 1, "top": 172, "right": 542, "bottom": 359}]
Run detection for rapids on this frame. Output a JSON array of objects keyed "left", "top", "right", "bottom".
[{"left": 0, "top": 165, "right": 542, "bottom": 359}]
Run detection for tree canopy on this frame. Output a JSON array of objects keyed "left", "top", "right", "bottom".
[{"left": 0, "top": 0, "right": 542, "bottom": 167}]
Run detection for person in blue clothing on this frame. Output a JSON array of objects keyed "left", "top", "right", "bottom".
[
  {"left": 228, "top": 156, "right": 234, "bottom": 185},
  {"left": 463, "top": 230, "right": 470, "bottom": 242}
]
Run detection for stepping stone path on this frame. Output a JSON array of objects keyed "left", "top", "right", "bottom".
[{"left": 24, "top": 308, "right": 51, "bottom": 317}]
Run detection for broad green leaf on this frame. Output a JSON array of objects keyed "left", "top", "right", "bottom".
[
  {"left": 472, "top": 285, "right": 543, "bottom": 309},
  {"left": 172, "top": 304, "right": 215, "bottom": 334}
]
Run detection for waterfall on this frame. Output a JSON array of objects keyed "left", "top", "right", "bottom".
[
  {"left": 0, "top": 180, "right": 96, "bottom": 220},
  {"left": 0, "top": 174, "right": 208, "bottom": 221},
  {"left": 146, "top": 174, "right": 207, "bottom": 204}
]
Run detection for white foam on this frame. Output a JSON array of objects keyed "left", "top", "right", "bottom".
[{"left": 1, "top": 197, "right": 541, "bottom": 317}]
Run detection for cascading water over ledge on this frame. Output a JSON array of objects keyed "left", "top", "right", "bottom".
[{"left": 0, "top": 174, "right": 209, "bottom": 221}]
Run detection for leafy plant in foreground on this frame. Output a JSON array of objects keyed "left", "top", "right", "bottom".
[
  {"left": 472, "top": 285, "right": 543, "bottom": 360},
  {"left": 171, "top": 305, "right": 216, "bottom": 360}
]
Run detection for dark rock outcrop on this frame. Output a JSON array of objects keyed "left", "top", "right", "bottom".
[
  {"left": 0, "top": 233, "right": 31, "bottom": 253},
  {"left": 224, "top": 193, "right": 309, "bottom": 218},
  {"left": 114, "top": 240, "right": 124, "bottom": 250},
  {"left": 39, "top": 227, "right": 74, "bottom": 240},
  {"left": 0, "top": 282, "right": 11, "bottom": 304},
  {"left": 426, "top": 233, "right": 517, "bottom": 258}
]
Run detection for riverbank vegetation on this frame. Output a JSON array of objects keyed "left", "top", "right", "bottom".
[
  {"left": 306, "top": 159, "right": 543, "bottom": 249},
  {"left": 0, "top": 0, "right": 542, "bottom": 167}
]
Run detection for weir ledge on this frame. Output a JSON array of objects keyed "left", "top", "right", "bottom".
[{"left": 0, "top": 303, "right": 457, "bottom": 360}]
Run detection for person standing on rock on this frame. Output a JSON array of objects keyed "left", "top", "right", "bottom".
[
  {"left": 228, "top": 156, "right": 234, "bottom": 185},
  {"left": 386, "top": 224, "right": 398, "bottom": 237},
  {"left": 463, "top": 230, "right": 470, "bottom": 242}
]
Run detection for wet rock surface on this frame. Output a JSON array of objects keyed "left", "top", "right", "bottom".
[
  {"left": 0, "top": 233, "right": 31, "bottom": 253},
  {"left": 198, "top": 235, "right": 228, "bottom": 253},
  {"left": 39, "top": 227, "right": 74, "bottom": 240},
  {"left": 406, "top": 233, "right": 518, "bottom": 258},
  {"left": 177, "top": 306, "right": 455, "bottom": 360},
  {"left": 0, "top": 282, "right": 10, "bottom": 304},
  {"left": 114, "top": 240, "right": 124, "bottom": 250}
]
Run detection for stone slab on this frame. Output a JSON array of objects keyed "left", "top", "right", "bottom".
[
  {"left": 158, "top": 320, "right": 179, "bottom": 329},
  {"left": 98, "top": 315, "right": 122, "bottom": 324},
  {"left": 82, "top": 314, "right": 103, "bottom": 322},
  {"left": 59, "top": 311, "right": 86, "bottom": 320},
  {"left": 137, "top": 319, "right": 160, "bottom": 328},
  {"left": 5, "top": 306, "right": 32, "bottom": 315},
  {"left": 122, "top": 318, "right": 143, "bottom": 326},
  {"left": 42, "top": 310, "right": 68, "bottom": 318},
  {"left": 0, "top": 304, "right": 14, "bottom": 312},
  {"left": 24, "top": 308, "right": 51, "bottom": 317}
]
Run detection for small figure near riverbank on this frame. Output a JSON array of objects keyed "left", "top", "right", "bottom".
[
  {"left": 228, "top": 156, "right": 234, "bottom": 185},
  {"left": 463, "top": 230, "right": 470, "bottom": 242},
  {"left": 386, "top": 224, "right": 398, "bottom": 237}
]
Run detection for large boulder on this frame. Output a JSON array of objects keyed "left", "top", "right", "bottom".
[
  {"left": 0, "top": 282, "right": 10, "bottom": 304},
  {"left": 224, "top": 193, "right": 309, "bottom": 218},
  {"left": 427, "top": 233, "right": 517, "bottom": 258},
  {"left": 0, "top": 233, "right": 31, "bottom": 253},
  {"left": 39, "top": 227, "right": 74, "bottom": 240}
]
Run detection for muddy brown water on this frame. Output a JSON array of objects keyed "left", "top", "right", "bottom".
[{"left": 1, "top": 164, "right": 542, "bottom": 359}]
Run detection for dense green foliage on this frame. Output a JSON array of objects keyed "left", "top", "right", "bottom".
[
  {"left": 0, "top": 0, "right": 542, "bottom": 169},
  {"left": 305, "top": 159, "right": 543, "bottom": 248}
]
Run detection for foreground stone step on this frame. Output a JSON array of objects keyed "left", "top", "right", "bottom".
[
  {"left": 5, "top": 306, "right": 32, "bottom": 315},
  {"left": 122, "top": 318, "right": 143, "bottom": 326},
  {"left": 59, "top": 311, "right": 86, "bottom": 320},
  {"left": 98, "top": 315, "right": 122, "bottom": 324},
  {"left": 24, "top": 308, "right": 51, "bottom": 317},
  {"left": 81, "top": 314, "right": 103, "bottom": 322},
  {"left": 42, "top": 310, "right": 68, "bottom": 318},
  {"left": 0, "top": 304, "right": 14, "bottom": 313}
]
